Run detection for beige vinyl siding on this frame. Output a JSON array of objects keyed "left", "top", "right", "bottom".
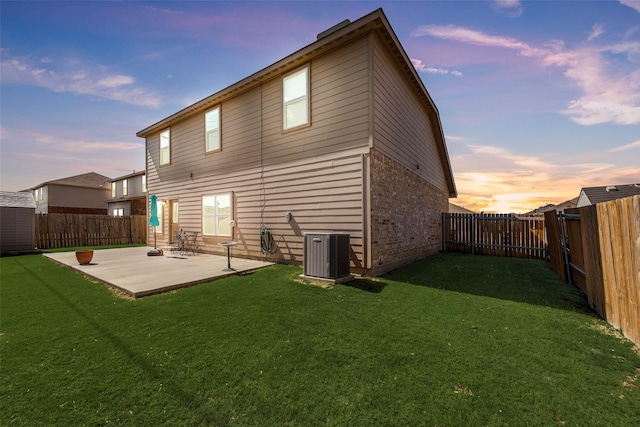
[
  {"left": 150, "top": 90, "right": 263, "bottom": 185},
  {"left": 146, "top": 149, "right": 365, "bottom": 268},
  {"left": 372, "top": 36, "right": 447, "bottom": 192},
  {"left": 261, "top": 35, "right": 370, "bottom": 165}
]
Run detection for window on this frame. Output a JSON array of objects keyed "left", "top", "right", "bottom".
[
  {"left": 155, "top": 201, "right": 163, "bottom": 234},
  {"left": 160, "top": 129, "right": 170, "bottom": 165},
  {"left": 202, "top": 193, "right": 231, "bottom": 236},
  {"left": 122, "top": 179, "right": 128, "bottom": 196},
  {"left": 142, "top": 175, "right": 147, "bottom": 193},
  {"left": 205, "top": 107, "right": 221, "bottom": 152},
  {"left": 34, "top": 188, "right": 39, "bottom": 201},
  {"left": 111, "top": 182, "right": 116, "bottom": 198},
  {"left": 112, "top": 208, "right": 124, "bottom": 217},
  {"left": 283, "top": 66, "right": 309, "bottom": 130}
]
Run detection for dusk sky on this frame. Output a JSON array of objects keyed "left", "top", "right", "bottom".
[{"left": 1, "top": 0, "right": 639, "bottom": 212}]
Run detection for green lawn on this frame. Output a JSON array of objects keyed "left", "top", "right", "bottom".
[{"left": 1, "top": 252, "right": 638, "bottom": 426}]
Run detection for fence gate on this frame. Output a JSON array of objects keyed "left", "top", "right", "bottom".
[{"left": 558, "top": 212, "right": 588, "bottom": 290}]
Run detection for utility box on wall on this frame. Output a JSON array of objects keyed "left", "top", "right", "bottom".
[{"left": 303, "top": 233, "right": 351, "bottom": 280}]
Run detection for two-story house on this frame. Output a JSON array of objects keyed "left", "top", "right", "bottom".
[
  {"left": 137, "top": 9, "right": 456, "bottom": 275},
  {"left": 29, "top": 172, "right": 111, "bottom": 215},
  {"left": 107, "top": 171, "right": 147, "bottom": 216}
]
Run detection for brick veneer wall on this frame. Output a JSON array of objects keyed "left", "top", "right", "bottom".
[
  {"left": 130, "top": 198, "right": 146, "bottom": 216},
  {"left": 369, "top": 149, "right": 448, "bottom": 275},
  {"left": 49, "top": 206, "right": 108, "bottom": 215}
]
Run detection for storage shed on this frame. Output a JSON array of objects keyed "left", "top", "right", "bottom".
[{"left": 0, "top": 191, "right": 38, "bottom": 255}]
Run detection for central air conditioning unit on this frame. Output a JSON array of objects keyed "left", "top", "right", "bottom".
[{"left": 303, "top": 233, "right": 352, "bottom": 281}]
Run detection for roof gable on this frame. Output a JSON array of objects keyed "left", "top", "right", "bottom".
[{"left": 136, "top": 8, "right": 456, "bottom": 196}]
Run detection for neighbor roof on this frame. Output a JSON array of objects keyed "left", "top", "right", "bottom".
[
  {"left": 108, "top": 170, "right": 145, "bottom": 183},
  {"left": 136, "top": 8, "right": 456, "bottom": 197},
  {"left": 29, "top": 172, "right": 111, "bottom": 190},
  {"left": 580, "top": 183, "right": 640, "bottom": 205},
  {"left": 0, "top": 191, "right": 37, "bottom": 209}
]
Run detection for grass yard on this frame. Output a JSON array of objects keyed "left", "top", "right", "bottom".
[{"left": 1, "top": 252, "right": 639, "bottom": 426}]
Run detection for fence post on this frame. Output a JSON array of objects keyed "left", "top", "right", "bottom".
[
  {"left": 471, "top": 214, "right": 476, "bottom": 255},
  {"left": 558, "top": 212, "right": 571, "bottom": 285}
]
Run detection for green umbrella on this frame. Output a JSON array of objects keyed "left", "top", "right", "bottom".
[
  {"left": 149, "top": 194, "right": 160, "bottom": 227},
  {"left": 148, "top": 195, "right": 162, "bottom": 255}
]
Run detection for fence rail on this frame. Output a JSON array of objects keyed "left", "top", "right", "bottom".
[
  {"left": 35, "top": 213, "right": 146, "bottom": 249},
  {"left": 442, "top": 213, "right": 547, "bottom": 260},
  {"left": 546, "top": 196, "right": 640, "bottom": 347}
]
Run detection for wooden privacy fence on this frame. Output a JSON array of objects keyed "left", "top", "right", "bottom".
[
  {"left": 35, "top": 214, "right": 146, "bottom": 249},
  {"left": 545, "top": 195, "right": 640, "bottom": 347},
  {"left": 442, "top": 213, "right": 547, "bottom": 260}
]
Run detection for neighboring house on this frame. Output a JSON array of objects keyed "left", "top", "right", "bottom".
[
  {"left": 449, "top": 203, "right": 475, "bottom": 214},
  {"left": 525, "top": 197, "right": 578, "bottom": 214},
  {"left": 107, "top": 171, "right": 147, "bottom": 216},
  {"left": 576, "top": 184, "right": 640, "bottom": 208},
  {"left": 28, "top": 172, "right": 111, "bottom": 214},
  {"left": 136, "top": 9, "right": 456, "bottom": 275},
  {"left": 0, "top": 191, "right": 37, "bottom": 255}
]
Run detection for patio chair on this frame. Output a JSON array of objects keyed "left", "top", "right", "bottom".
[
  {"left": 181, "top": 231, "right": 199, "bottom": 256},
  {"left": 168, "top": 229, "right": 185, "bottom": 253}
]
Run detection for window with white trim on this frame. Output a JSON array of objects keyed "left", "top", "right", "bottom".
[
  {"left": 283, "top": 66, "right": 309, "bottom": 130},
  {"left": 202, "top": 193, "right": 231, "bottom": 236},
  {"left": 160, "top": 129, "right": 170, "bottom": 165},
  {"left": 142, "top": 175, "right": 147, "bottom": 193},
  {"left": 205, "top": 107, "right": 221, "bottom": 152},
  {"left": 122, "top": 179, "right": 128, "bottom": 196},
  {"left": 112, "top": 208, "right": 124, "bottom": 217},
  {"left": 111, "top": 182, "right": 116, "bottom": 198}
]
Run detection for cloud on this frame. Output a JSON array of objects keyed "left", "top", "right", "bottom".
[
  {"left": 411, "top": 58, "right": 463, "bottom": 76},
  {"left": 450, "top": 143, "right": 640, "bottom": 212},
  {"left": 0, "top": 53, "right": 162, "bottom": 108},
  {"left": 620, "top": 0, "right": 640, "bottom": 13},
  {"left": 588, "top": 24, "right": 605, "bottom": 41},
  {"left": 1, "top": 127, "right": 141, "bottom": 153},
  {"left": 493, "top": 0, "right": 523, "bottom": 17},
  {"left": 412, "top": 25, "right": 640, "bottom": 125},
  {"left": 608, "top": 139, "right": 640, "bottom": 152}
]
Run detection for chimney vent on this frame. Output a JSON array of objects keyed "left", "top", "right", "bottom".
[
  {"left": 606, "top": 186, "right": 618, "bottom": 192},
  {"left": 317, "top": 19, "right": 351, "bottom": 40}
]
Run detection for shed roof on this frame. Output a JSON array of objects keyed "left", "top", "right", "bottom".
[
  {"left": 136, "top": 8, "right": 456, "bottom": 197},
  {"left": 580, "top": 183, "right": 640, "bottom": 205},
  {"left": 0, "top": 191, "right": 36, "bottom": 209},
  {"left": 29, "top": 172, "right": 111, "bottom": 190}
]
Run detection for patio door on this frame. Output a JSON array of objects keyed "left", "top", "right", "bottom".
[{"left": 169, "top": 199, "right": 180, "bottom": 241}]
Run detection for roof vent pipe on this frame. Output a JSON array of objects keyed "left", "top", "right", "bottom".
[
  {"left": 606, "top": 186, "right": 618, "bottom": 192},
  {"left": 317, "top": 19, "right": 351, "bottom": 40}
]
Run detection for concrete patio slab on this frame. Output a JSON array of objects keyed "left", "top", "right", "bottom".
[{"left": 43, "top": 247, "right": 274, "bottom": 298}]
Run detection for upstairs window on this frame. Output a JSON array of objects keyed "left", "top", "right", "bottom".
[
  {"left": 205, "top": 107, "right": 221, "bottom": 153},
  {"left": 122, "top": 179, "right": 128, "bottom": 196},
  {"left": 142, "top": 175, "right": 147, "bottom": 193},
  {"left": 202, "top": 193, "right": 231, "bottom": 236},
  {"left": 160, "top": 129, "right": 171, "bottom": 165},
  {"left": 283, "top": 66, "right": 309, "bottom": 130},
  {"left": 111, "top": 182, "right": 116, "bottom": 198}
]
